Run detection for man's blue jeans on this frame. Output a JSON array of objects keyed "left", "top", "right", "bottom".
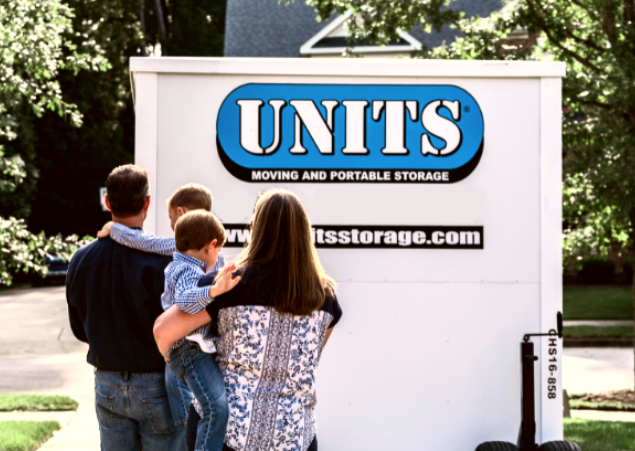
[
  {"left": 168, "top": 341, "right": 228, "bottom": 451},
  {"left": 166, "top": 364, "right": 194, "bottom": 426},
  {"left": 94, "top": 369, "right": 184, "bottom": 451}
]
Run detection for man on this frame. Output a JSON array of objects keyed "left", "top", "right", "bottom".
[{"left": 66, "top": 164, "right": 183, "bottom": 450}]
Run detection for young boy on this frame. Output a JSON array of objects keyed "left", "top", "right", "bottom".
[
  {"left": 97, "top": 184, "right": 229, "bottom": 449},
  {"left": 161, "top": 209, "right": 238, "bottom": 451}
]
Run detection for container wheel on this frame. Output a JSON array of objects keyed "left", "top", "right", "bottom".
[
  {"left": 475, "top": 442, "right": 519, "bottom": 451},
  {"left": 538, "top": 441, "right": 582, "bottom": 451}
]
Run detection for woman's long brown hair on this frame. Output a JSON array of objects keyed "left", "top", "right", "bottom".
[{"left": 237, "top": 188, "right": 335, "bottom": 316}]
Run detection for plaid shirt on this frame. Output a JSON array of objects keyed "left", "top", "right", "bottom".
[{"left": 109, "top": 223, "right": 225, "bottom": 341}]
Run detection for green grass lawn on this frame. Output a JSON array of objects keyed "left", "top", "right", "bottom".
[
  {"left": 0, "top": 421, "right": 59, "bottom": 451},
  {"left": 563, "top": 286, "right": 633, "bottom": 320},
  {"left": 0, "top": 395, "right": 77, "bottom": 412},
  {"left": 564, "top": 418, "right": 635, "bottom": 451},
  {"left": 564, "top": 325, "right": 633, "bottom": 338}
]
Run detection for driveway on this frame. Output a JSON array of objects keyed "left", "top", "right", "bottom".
[
  {"left": 0, "top": 284, "right": 98, "bottom": 450},
  {"left": 563, "top": 347, "right": 634, "bottom": 394}
]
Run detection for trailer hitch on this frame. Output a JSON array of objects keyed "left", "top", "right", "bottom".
[{"left": 517, "top": 312, "right": 563, "bottom": 451}]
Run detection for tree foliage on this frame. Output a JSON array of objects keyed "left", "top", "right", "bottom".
[
  {"left": 310, "top": 0, "right": 635, "bottom": 256},
  {"left": 0, "top": 217, "right": 90, "bottom": 286},
  {"left": 0, "top": 0, "right": 102, "bottom": 285},
  {"left": 25, "top": 0, "right": 146, "bottom": 236},
  {"left": 22, "top": 0, "right": 226, "bottom": 238},
  {"left": 165, "top": 0, "right": 226, "bottom": 57},
  {"left": 563, "top": 173, "right": 630, "bottom": 267},
  {"left": 0, "top": 0, "right": 109, "bottom": 220}
]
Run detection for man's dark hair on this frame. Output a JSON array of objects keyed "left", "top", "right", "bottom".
[{"left": 106, "top": 165, "right": 150, "bottom": 218}]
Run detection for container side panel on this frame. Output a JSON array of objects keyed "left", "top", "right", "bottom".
[
  {"left": 539, "top": 77, "right": 564, "bottom": 442},
  {"left": 317, "top": 282, "right": 540, "bottom": 451},
  {"left": 134, "top": 72, "right": 159, "bottom": 234}
]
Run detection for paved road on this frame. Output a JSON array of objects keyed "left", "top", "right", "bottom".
[
  {"left": 563, "top": 347, "right": 634, "bottom": 394},
  {"left": 0, "top": 284, "right": 98, "bottom": 450}
]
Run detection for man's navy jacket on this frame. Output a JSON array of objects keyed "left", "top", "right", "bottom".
[{"left": 66, "top": 235, "right": 172, "bottom": 373}]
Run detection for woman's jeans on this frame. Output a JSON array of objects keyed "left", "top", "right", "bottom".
[
  {"left": 94, "top": 369, "right": 184, "bottom": 451},
  {"left": 168, "top": 341, "right": 229, "bottom": 451}
]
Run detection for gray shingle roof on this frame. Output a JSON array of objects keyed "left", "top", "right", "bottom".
[
  {"left": 225, "top": 0, "right": 335, "bottom": 57},
  {"left": 224, "top": 0, "right": 502, "bottom": 57}
]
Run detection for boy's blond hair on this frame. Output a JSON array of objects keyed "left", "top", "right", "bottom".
[
  {"left": 167, "top": 183, "right": 212, "bottom": 211},
  {"left": 175, "top": 210, "right": 225, "bottom": 252}
]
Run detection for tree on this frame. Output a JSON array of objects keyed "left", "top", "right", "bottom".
[
  {"left": 309, "top": 0, "right": 635, "bottom": 383},
  {"left": 563, "top": 173, "right": 630, "bottom": 271},
  {"left": 25, "top": 0, "right": 146, "bottom": 237},
  {"left": 24, "top": 0, "right": 227, "bottom": 238},
  {"left": 166, "top": 0, "right": 226, "bottom": 57},
  {"left": 0, "top": 0, "right": 102, "bottom": 284}
]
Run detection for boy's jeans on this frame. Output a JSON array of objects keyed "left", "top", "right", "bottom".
[
  {"left": 168, "top": 341, "right": 229, "bottom": 451},
  {"left": 166, "top": 364, "right": 194, "bottom": 426},
  {"left": 94, "top": 369, "right": 184, "bottom": 451}
]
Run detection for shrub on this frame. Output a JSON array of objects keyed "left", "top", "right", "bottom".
[
  {"left": 0, "top": 217, "right": 92, "bottom": 286},
  {"left": 622, "top": 258, "right": 633, "bottom": 286},
  {"left": 579, "top": 257, "right": 615, "bottom": 285}
]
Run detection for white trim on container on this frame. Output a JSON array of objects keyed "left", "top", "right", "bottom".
[
  {"left": 130, "top": 57, "right": 566, "bottom": 82},
  {"left": 132, "top": 72, "right": 159, "bottom": 234},
  {"left": 538, "top": 76, "right": 564, "bottom": 443}
]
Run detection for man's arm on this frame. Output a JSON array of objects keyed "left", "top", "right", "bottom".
[
  {"left": 109, "top": 223, "right": 176, "bottom": 256},
  {"left": 65, "top": 270, "right": 88, "bottom": 343},
  {"left": 68, "top": 305, "right": 88, "bottom": 343}
]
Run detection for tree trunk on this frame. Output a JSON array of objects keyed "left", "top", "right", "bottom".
[
  {"left": 630, "top": 209, "right": 635, "bottom": 389},
  {"left": 153, "top": 0, "right": 168, "bottom": 55},
  {"left": 139, "top": 3, "right": 147, "bottom": 57}
]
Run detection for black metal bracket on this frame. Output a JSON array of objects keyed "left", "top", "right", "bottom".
[
  {"left": 522, "top": 311, "right": 564, "bottom": 342},
  {"left": 523, "top": 331, "right": 558, "bottom": 343}
]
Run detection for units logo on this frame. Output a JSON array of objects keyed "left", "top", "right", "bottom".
[{"left": 216, "top": 84, "right": 484, "bottom": 183}]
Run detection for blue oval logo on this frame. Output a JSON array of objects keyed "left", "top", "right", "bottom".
[{"left": 216, "top": 83, "right": 484, "bottom": 183}]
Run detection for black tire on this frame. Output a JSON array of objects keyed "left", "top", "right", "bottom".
[
  {"left": 475, "top": 442, "right": 519, "bottom": 451},
  {"left": 538, "top": 441, "right": 582, "bottom": 451}
]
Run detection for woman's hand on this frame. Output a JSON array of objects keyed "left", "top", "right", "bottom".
[
  {"left": 209, "top": 263, "right": 241, "bottom": 298},
  {"left": 153, "top": 305, "right": 211, "bottom": 358}
]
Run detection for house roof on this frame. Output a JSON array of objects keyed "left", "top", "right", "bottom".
[
  {"left": 224, "top": 0, "right": 503, "bottom": 57},
  {"left": 299, "top": 11, "right": 423, "bottom": 56}
]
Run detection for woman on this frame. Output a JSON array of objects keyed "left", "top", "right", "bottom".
[{"left": 154, "top": 188, "right": 342, "bottom": 451}]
